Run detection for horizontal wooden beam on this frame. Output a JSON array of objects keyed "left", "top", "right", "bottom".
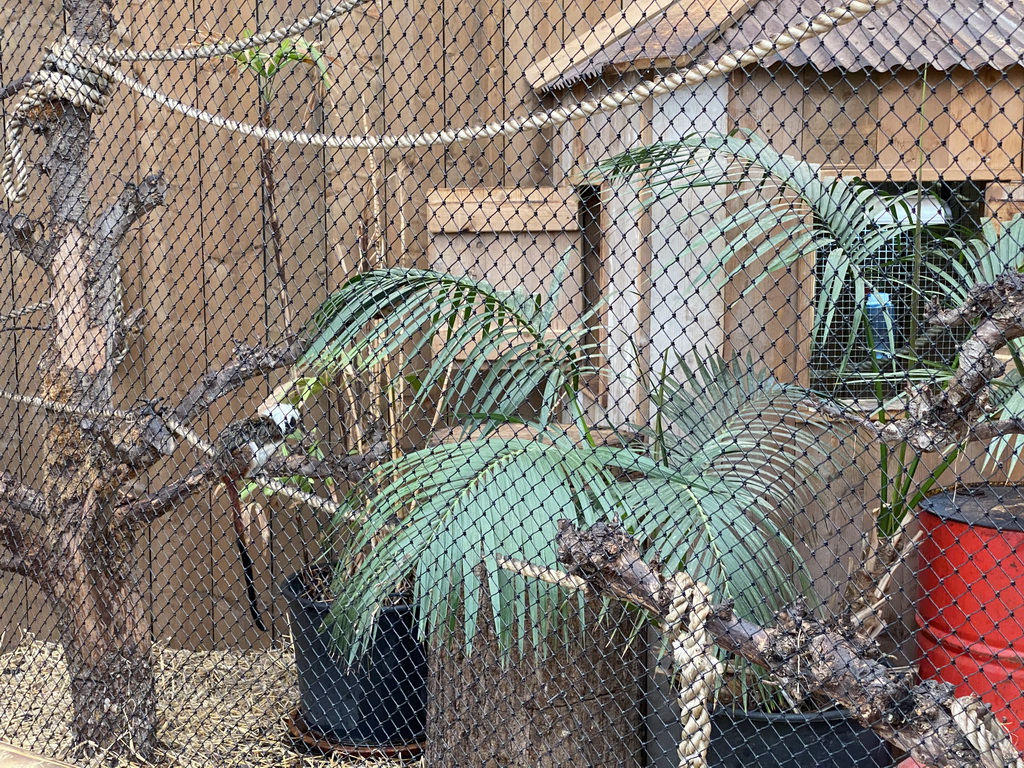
[{"left": 426, "top": 187, "right": 579, "bottom": 233}]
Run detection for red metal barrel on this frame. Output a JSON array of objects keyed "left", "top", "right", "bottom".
[{"left": 915, "top": 484, "right": 1024, "bottom": 751}]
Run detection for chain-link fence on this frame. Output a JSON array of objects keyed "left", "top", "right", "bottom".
[{"left": 1, "top": 0, "right": 1023, "bottom": 766}]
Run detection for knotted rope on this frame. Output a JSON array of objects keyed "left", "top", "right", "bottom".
[
  {"left": 663, "top": 571, "right": 719, "bottom": 768},
  {"left": 948, "top": 696, "right": 1024, "bottom": 768},
  {"left": 2, "top": 40, "right": 114, "bottom": 204}
]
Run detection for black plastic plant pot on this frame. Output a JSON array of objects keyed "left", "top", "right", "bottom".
[
  {"left": 707, "top": 707, "right": 892, "bottom": 768},
  {"left": 281, "top": 567, "right": 427, "bottom": 748}
]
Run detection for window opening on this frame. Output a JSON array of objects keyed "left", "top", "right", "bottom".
[{"left": 811, "top": 180, "right": 986, "bottom": 400}]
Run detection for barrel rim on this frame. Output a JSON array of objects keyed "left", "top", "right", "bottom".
[{"left": 919, "top": 483, "right": 1024, "bottom": 533}]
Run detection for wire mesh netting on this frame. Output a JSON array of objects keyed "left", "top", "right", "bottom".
[{"left": 1, "top": 0, "right": 1023, "bottom": 766}]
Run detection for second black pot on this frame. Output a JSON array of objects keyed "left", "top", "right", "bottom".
[
  {"left": 707, "top": 707, "right": 893, "bottom": 768},
  {"left": 281, "top": 567, "right": 427, "bottom": 748}
]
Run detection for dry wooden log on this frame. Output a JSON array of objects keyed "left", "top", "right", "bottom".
[{"left": 541, "top": 521, "right": 1024, "bottom": 768}]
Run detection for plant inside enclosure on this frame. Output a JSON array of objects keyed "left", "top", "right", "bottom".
[
  {"left": 591, "top": 130, "right": 965, "bottom": 394},
  {"left": 291, "top": 267, "right": 855, "bottom": 700},
  {"left": 595, "top": 130, "right": 1024, "bottom": 648},
  {"left": 231, "top": 36, "right": 332, "bottom": 333}
]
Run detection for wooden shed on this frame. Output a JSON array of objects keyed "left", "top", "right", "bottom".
[{"left": 514, "top": 0, "right": 1024, "bottom": 421}]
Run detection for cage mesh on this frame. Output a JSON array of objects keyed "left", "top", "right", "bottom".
[{"left": 1, "top": 0, "right": 1023, "bottom": 766}]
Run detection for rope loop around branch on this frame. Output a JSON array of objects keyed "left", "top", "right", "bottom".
[
  {"left": 947, "top": 696, "right": 1024, "bottom": 768},
  {"left": 2, "top": 39, "right": 115, "bottom": 204},
  {"left": 664, "top": 571, "right": 719, "bottom": 768}
]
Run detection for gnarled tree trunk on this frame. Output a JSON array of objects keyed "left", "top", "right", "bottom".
[{"left": 0, "top": 1, "right": 307, "bottom": 753}]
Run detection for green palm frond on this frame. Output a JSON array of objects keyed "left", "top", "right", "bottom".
[
  {"left": 299, "top": 265, "right": 596, "bottom": 431},
  {"left": 943, "top": 214, "right": 1024, "bottom": 475},
  {"left": 592, "top": 131, "right": 923, "bottom": 372},
  {"left": 611, "top": 467, "right": 807, "bottom": 624},
  {"left": 327, "top": 434, "right": 622, "bottom": 663},
  {"left": 325, "top": 349, "right": 850, "bottom": 663},
  {"left": 619, "top": 354, "right": 856, "bottom": 623}
]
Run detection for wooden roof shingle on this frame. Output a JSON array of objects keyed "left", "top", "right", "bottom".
[{"left": 532, "top": 0, "right": 1024, "bottom": 91}]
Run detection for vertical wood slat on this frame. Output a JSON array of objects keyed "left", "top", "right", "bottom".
[
  {"left": 725, "top": 69, "right": 814, "bottom": 386},
  {"left": 939, "top": 67, "right": 1024, "bottom": 180},
  {"left": 874, "top": 70, "right": 946, "bottom": 178},
  {"left": 801, "top": 69, "right": 878, "bottom": 171},
  {"left": 143, "top": 0, "right": 224, "bottom": 650},
  {"left": 445, "top": 0, "right": 504, "bottom": 186},
  {"left": 326, "top": 0, "right": 380, "bottom": 281},
  {"left": 381, "top": 0, "right": 447, "bottom": 270}
]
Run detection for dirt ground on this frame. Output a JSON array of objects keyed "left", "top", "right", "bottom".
[{"left": 0, "top": 636, "right": 414, "bottom": 768}]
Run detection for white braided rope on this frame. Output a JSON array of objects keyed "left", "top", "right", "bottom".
[
  {"left": 2, "top": 44, "right": 114, "bottom": 203},
  {"left": 948, "top": 696, "right": 1024, "bottom": 768},
  {"left": 97, "top": 0, "right": 889, "bottom": 149},
  {"left": 92, "top": 0, "right": 371, "bottom": 63},
  {"left": 3, "top": 0, "right": 890, "bottom": 202},
  {"left": 13, "top": 0, "right": 890, "bottom": 162},
  {"left": 664, "top": 571, "right": 719, "bottom": 768}
]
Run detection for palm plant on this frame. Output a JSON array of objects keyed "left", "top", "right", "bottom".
[
  {"left": 592, "top": 131, "right": 982, "bottom": 534},
  {"left": 593, "top": 130, "right": 931, "bottom": 392},
  {"left": 593, "top": 131, "right": 1024, "bottom": 652},
  {"left": 291, "top": 266, "right": 854, "bottom": 668}
]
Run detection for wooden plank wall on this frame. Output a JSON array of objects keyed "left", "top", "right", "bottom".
[
  {"left": 0, "top": 0, "right": 625, "bottom": 651},
  {"left": 5, "top": 0, "right": 1022, "bottom": 655},
  {"left": 731, "top": 65, "right": 1024, "bottom": 181}
]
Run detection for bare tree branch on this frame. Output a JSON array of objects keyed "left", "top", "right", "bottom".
[
  {"left": 0, "top": 74, "right": 33, "bottom": 101},
  {"left": 0, "top": 387, "right": 185, "bottom": 468},
  {"left": 0, "top": 511, "right": 53, "bottom": 579},
  {"left": 0, "top": 554, "right": 38, "bottom": 577},
  {"left": 115, "top": 416, "right": 384, "bottom": 529},
  {"left": 114, "top": 466, "right": 217, "bottom": 529},
  {"left": 812, "top": 272, "right": 1024, "bottom": 453},
  {"left": 0, "top": 303, "right": 49, "bottom": 323},
  {"left": 260, "top": 445, "right": 388, "bottom": 481},
  {"left": 256, "top": 478, "right": 358, "bottom": 522},
  {"left": 0, "top": 388, "right": 132, "bottom": 420},
  {"left": 104, "top": 337, "right": 309, "bottom": 472},
  {"left": 0, "top": 209, "right": 48, "bottom": 265},
  {"left": 110, "top": 307, "right": 145, "bottom": 368},
  {"left": 963, "top": 417, "right": 1024, "bottom": 443},
  {"left": 0, "top": 473, "right": 46, "bottom": 519},
  {"left": 92, "top": 174, "right": 169, "bottom": 254},
  {"left": 172, "top": 338, "right": 308, "bottom": 425},
  {"left": 537, "top": 521, "right": 1022, "bottom": 768}
]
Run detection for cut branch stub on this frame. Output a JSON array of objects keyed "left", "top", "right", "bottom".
[
  {"left": 0, "top": 473, "right": 47, "bottom": 518},
  {"left": 555, "top": 519, "right": 666, "bottom": 615},
  {"left": 0, "top": 210, "right": 47, "bottom": 263}
]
